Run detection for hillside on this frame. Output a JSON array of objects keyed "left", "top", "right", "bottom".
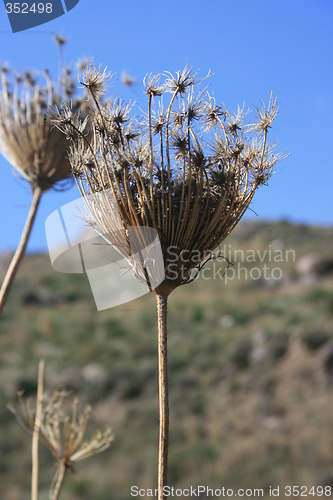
[{"left": 0, "top": 220, "right": 333, "bottom": 500}]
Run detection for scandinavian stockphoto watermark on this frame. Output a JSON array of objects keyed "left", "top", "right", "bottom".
[
  {"left": 130, "top": 484, "right": 333, "bottom": 497},
  {"left": 130, "top": 485, "right": 265, "bottom": 497},
  {"left": 45, "top": 190, "right": 295, "bottom": 311},
  {"left": 45, "top": 190, "right": 165, "bottom": 311},
  {"left": 3, "top": 0, "right": 80, "bottom": 33},
  {"left": 165, "top": 244, "right": 296, "bottom": 284}
]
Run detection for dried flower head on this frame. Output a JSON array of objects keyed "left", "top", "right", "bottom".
[
  {"left": 54, "top": 66, "right": 286, "bottom": 296},
  {"left": 0, "top": 65, "right": 85, "bottom": 191},
  {"left": 80, "top": 61, "right": 111, "bottom": 97},
  {"left": 9, "top": 389, "right": 113, "bottom": 497},
  {"left": 144, "top": 72, "right": 163, "bottom": 97},
  {"left": 250, "top": 91, "right": 279, "bottom": 132},
  {"left": 121, "top": 70, "right": 136, "bottom": 87}
]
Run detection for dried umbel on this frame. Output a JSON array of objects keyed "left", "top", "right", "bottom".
[
  {"left": 0, "top": 58, "right": 88, "bottom": 315},
  {"left": 53, "top": 64, "right": 286, "bottom": 500},
  {"left": 9, "top": 387, "right": 113, "bottom": 500},
  {"left": 55, "top": 65, "right": 284, "bottom": 296},
  {"left": 0, "top": 65, "right": 87, "bottom": 191}
]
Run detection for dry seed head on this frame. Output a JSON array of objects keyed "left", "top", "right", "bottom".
[
  {"left": 0, "top": 65, "right": 86, "bottom": 191},
  {"left": 203, "top": 93, "right": 226, "bottom": 131},
  {"left": 121, "top": 70, "right": 136, "bottom": 87},
  {"left": 144, "top": 73, "right": 163, "bottom": 97},
  {"left": 250, "top": 91, "right": 279, "bottom": 133},
  {"left": 164, "top": 65, "right": 202, "bottom": 96},
  {"left": 9, "top": 389, "right": 113, "bottom": 472},
  {"left": 80, "top": 61, "right": 111, "bottom": 97},
  {"left": 53, "top": 33, "right": 67, "bottom": 48},
  {"left": 55, "top": 66, "right": 286, "bottom": 296}
]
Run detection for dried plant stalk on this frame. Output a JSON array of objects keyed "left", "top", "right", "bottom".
[
  {"left": 51, "top": 463, "right": 66, "bottom": 500},
  {"left": 157, "top": 295, "right": 169, "bottom": 497},
  {"left": 52, "top": 64, "right": 286, "bottom": 498},
  {"left": 32, "top": 359, "right": 45, "bottom": 500},
  {"left": 0, "top": 186, "right": 42, "bottom": 315}
]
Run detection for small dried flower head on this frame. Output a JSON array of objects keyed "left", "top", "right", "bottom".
[
  {"left": 53, "top": 33, "right": 67, "bottom": 48},
  {"left": 203, "top": 93, "right": 226, "bottom": 130},
  {"left": 251, "top": 91, "right": 279, "bottom": 132},
  {"left": 164, "top": 65, "right": 200, "bottom": 96},
  {"left": 183, "top": 89, "right": 204, "bottom": 124},
  {"left": 0, "top": 65, "right": 87, "bottom": 191},
  {"left": 144, "top": 73, "right": 163, "bottom": 97},
  {"left": 9, "top": 389, "right": 113, "bottom": 494},
  {"left": 57, "top": 65, "right": 286, "bottom": 296},
  {"left": 121, "top": 70, "right": 136, "bottom": 87},
  {"left": 152, "top": 103, "right": 165, "bottom": 135},
  {"left": 226, "top": 103, "right": 249, "bottom": 135},
  {"left": 109, "top": 98, "right": 133, "bottom": 126},
  {"left": 51, "top": 103, "right": 89, "bottom": 141},
  {"left": 80, "top": 61, "right": 111, "bottom": 97}
]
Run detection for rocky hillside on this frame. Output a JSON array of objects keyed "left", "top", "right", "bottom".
[{"left": 0, "top": 220, "right": 333, "bottom": 500}]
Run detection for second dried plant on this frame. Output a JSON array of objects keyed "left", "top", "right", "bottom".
[{"left": 0, "top": 52, "right": 88, "bottom": 314}]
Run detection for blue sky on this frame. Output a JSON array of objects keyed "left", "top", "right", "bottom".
[{"left": 0, "top": 0, "right": 332, "bottom": 253}]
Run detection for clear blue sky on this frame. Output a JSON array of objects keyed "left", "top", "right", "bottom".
[{"left": 0, "top": 0, "right": 332, "bottom": 253}]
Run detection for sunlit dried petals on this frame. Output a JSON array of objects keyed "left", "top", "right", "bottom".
[
  {"left": 250, "top": 92, "right": 279, "bottom": 133},
  {"left": 226, "top": 103, "right": 249, "bottom": 135},
  {"left": 203, "top": 93, "right": 226, "bottom": 130},
  {"left": 108, "top": 98, "right": 134, "bottom": 125},
  {"left": 164, "top": 65, "right": 199, "bottom": 96},
  {"left": 144, "top": 72, "right": 163, "bottom": 97},
  {"left": 51, "top": 104, "right": 89, "bottom": 141},
  {"left": 80, "top": 62, "right": 112, "bottom": 96},
  {"left": 183, "top": 89, "right": 204, "bottom": 124}
]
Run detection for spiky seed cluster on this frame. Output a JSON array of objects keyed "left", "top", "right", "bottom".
[
  {"left": 9, "top": 389, "right": 113, "bottom": 491},
  {"left": 79, "top": 62, "right": 111, "bottom": 97},
  {"left": 54, "top": 65, "right": 285, "bottom": 296},
  {"left": 0, "top": 65, "right": 88, "bottom": 191}
]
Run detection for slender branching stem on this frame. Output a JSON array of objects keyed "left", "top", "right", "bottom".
[
  {"left": 156, "top": 294, "right": 169, "bottom": 500},
  {"left": 258, "top": 127, "right": 268, "bottom": 172},
  {"left": 32, "top": 359, "right": 45, "bottom": 500},
  {"left": 0, "top": 185, "right": 42, "bottom": 316},
  {"left": 148, "top": 93, "right": 154, "bottom": 169},
  {"left": 51, "top": 463, "right": 66, "bottom": 500}
]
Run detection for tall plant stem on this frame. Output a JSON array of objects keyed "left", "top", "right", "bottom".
[
  {"left": 0, "top": 185, "right": 42, "bottom": 316},
  {"left": 32, "top": 359, "right": 45, "bottom": 500},
  {"left": 156, "top": 294, "right": 169, "bottom": 500}
]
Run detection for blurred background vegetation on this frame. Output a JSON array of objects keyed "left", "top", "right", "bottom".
[{"left": 0, "top": 220, "right": 333, "bottom": 499}]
